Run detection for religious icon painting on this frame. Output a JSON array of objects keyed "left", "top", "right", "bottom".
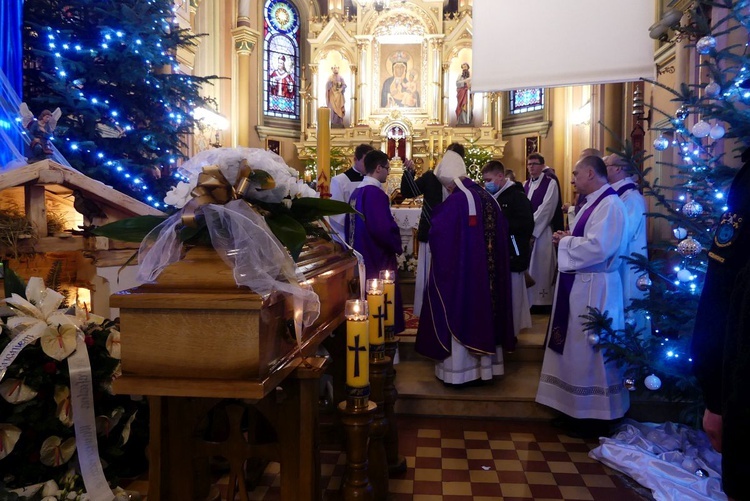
[
  {"left": 525, "top": 136, "right": 540, "bottom": 157},
  {"left": 378, "top": 43, "right": 423, "bottom": 109},
  {"left": 266, "top": 139, "right": 281, "bottom": 156}
]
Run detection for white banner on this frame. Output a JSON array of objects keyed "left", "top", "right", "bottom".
[
  {"left": 472, "top": 0, "right": 656, "bottom": 91},
  {"left": 69, "top": 337, "right": 115, "bottom": 501}
]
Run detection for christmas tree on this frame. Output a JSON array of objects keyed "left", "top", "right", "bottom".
[
  {"left": 22, "top": 0, "right": 217, "bottom": 207},
  {"left": 589, "top": 0, "right": 748, "bottom": 422}
]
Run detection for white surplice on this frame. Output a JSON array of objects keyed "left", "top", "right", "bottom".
[
  {"left": 526, "top": 175, "right": 558, "bottom": 306},
  {"left": 611, "top": 178, "right": 650, "bottom": 335},
  {"left": 535, "top": 184, "right": 630, "bottom": 420},
  {"left": 328, "top": 167, "right": 360, "bottom": 242}
]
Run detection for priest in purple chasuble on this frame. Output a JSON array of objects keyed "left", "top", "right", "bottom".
[
  {"left": 536, "top": 155, "right": 629, "bottom": 423},
  {"left": 415, "top": 150, "right": 515, "bottom": 385},
  {"left": 345, "top": 149, "right": 405, "bottom": 334}
]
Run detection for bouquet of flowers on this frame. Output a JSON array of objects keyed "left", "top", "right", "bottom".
[
  {"left": 0, "top": 273, "right": 147, "bottom": 499},
  {"left": 396, "top": 252, "right": 418, "bottom": 275}
]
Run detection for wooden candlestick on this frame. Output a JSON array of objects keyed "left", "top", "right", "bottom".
[
  {"left": 338, "top": 400, "right": 376, "bottom": 500},
  {"left": 368, "top": 355, "right": 391, "bottom": 500}
]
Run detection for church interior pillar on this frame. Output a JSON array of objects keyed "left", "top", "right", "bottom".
[
  {"left": 231, "top": 20, "right": 260, "bottom": 147},
  {"left": 350, "top": 64, "right": 358, "bottom": 126},
  {"left": 356, "top": 39, "right": 370, "bottom": 126},
  {"left": 431, "top": 39, "right": 443, "bottom": 124},
  {"left": 442, "top": 62, "right": 450, "bottom": 125},
  {"left": 481, "top": 92, "right": 491, "bottom": 126},
  {"left": 310, "top": 64, "right": 319, "bottom": 128}
]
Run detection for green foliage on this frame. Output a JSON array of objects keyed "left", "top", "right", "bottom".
[
  {"left": 584, "top": 1, "right": 750, "bottom": 421},
  {"left": 302, "top": 147, "right": 351, "bottom": 178},
  {"left": 464, "top": 141, "right": 493, "bottom": 182},
  {"left": 22, "top": 0, "right": 219, "bottom": 204}
]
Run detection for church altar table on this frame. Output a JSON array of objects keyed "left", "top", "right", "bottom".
[{"left": 391, "top": 206, "right": 421, "bottom": 255}]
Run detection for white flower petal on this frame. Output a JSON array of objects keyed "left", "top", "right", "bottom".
[
  {"left": 25, "top": 277, "right": 47, "bottom": 305},
  {"left": 0, "top": 379, "right": 38, "bottom": 403},
  {"left": 54, "top": 386, "right": 74, "bottom": 427},
  {"left": 0, "top": 423, "right": 22, "bottom": 459},
  {"left": 5, "top": 294, "right": 43, "bottom": 319},
  {"left": 40, "top": 436, "right": 76, "bottom": 467},
  {"left": 40, "top": 480, "right": 60, "bottom": 497},
  {"left": 106, "top": 330, "right": 121, "bottom": 359},
  {"left": 41, "top": 324, "right": 78, "bottom": 361}
]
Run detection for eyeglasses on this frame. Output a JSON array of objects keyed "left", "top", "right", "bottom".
[
  {"left": 380, "top": 164, "right": 390, "bottom": 171},
  {"left": 527, "top": 162, "right": 542, "bottom": 167}
]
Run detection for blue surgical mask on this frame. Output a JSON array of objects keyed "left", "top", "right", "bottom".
[{"left": 485, "top": 181, "right": 499, "bottom": 194}]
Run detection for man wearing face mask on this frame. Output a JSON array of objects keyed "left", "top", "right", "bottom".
[
  {"left": 482, "top": 161, "right": 535, "bottom": 337},
  {"left": 415, "top": 150, "right": 515, "bottom": 385}
]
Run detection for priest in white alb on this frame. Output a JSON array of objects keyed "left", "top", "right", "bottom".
[
  {"left": 535, "top": 155, "right": 629, "bottom": 436},
  {"left": 605, "top": 154, "right": 650, "bottom": 335}
]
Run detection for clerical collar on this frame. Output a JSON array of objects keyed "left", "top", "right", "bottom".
[
  {"left": 344, "top": 167, "right": 365, "bottom": 182},
  {"left": 610, "top": 178, "right": 634, "bottom": 191},
  {"left": 360, "top": 175, "right": 385, "bottom": 190},
  {"left": 580, "top": 184, "right": 612, "bottom": 209}
]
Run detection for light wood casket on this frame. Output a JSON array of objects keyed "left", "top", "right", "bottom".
[{"left": 111, "top": 239, "right": 358, "bottom": 387}]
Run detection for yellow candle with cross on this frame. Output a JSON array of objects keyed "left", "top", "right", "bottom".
[
  {"left": 366, "top": 278, "right": 385, "bottom": 347},
  {"left": 345, "top": 299, "right": 369, "bottom": 388},
  {"left": 379, "top": 270, "right": 396, "bottom": 329}
]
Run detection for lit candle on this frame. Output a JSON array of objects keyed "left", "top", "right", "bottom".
[
  {"left": 379, "top": 270, "right": 396, "bottom": 332},
  {"left": 345, "top": 299, "right": 369, "bottom": 388},
  {"left": 366, "top": 278, "right": 385, "bottom": 347},
  {"left": 317, "top": 107, "right": 331, "bottom": 198}
]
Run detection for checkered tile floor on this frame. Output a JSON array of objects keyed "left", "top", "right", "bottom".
[{"left": 177, "top": 416, "right": 651, "bottom": 501}]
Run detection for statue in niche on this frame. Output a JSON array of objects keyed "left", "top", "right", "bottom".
[
  {"left": 326, "top": 65, "right": 347, "bottom": 128},
  {"left": 455, "top": 62, "right": 472, "bottom": 125},
  {"left": 380, "top": 51, "right": 420, "bottom": 108}
]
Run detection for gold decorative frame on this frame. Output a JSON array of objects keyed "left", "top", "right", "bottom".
[{"left": 525, "top": 135, "right": 540, "bottom": 157}]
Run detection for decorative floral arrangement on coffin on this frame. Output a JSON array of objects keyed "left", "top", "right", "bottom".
[
  {"left": 0, "top": 273, "right": 147, "bottom": 499},
  {"left": 93, "top": 147, "right": 357, "bottom": 260},
  {"left": 92, "top": 148, "right": 359, "bottom": 330}
]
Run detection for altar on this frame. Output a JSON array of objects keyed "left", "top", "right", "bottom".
[{"left": 391, "top": 206, "right": 421, "bottom": 255}]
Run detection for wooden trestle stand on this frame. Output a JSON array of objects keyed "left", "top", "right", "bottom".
[{"left": 111, "top": 242, "right": 358, "bottom": 500}]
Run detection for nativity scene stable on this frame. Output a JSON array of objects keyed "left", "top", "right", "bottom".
[{"left": 0, "top": 0, "right": 741, "bottom": 500}]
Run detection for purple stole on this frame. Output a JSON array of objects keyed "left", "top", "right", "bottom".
[
  {"left": 524, "top": 175, "right": 553, "bottom": 212},
  {"left": 616, "top": 183, "right": 637, "bottom": 196},
  {"left": 547, "top": 187, "right": 617, "bottom": 354}
]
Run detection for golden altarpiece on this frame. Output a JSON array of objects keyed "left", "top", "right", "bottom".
[{"left": 296, "top": 0, "right": 506, "bottom": 193}]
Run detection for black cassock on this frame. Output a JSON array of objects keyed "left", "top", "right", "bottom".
[{"left": 692, "top": 150, "right": 750, "bottom": 499}]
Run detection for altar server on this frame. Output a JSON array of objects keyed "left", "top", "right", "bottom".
[
  {"left": 345, "top": 149, "right": 405, "bottom": 334},
  {"left": 329, "top": 143, "right": 373, "bottom": 240}
]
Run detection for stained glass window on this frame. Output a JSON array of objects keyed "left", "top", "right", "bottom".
[
  {"left": 263, "top": 0, "right": 300, "bottom": 119},
  {"left": 509, "top": 88, "right": 544, "bottom": 115}
]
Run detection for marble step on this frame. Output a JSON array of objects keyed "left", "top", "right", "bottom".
[{"left": 394, "top": 358, "right": 555, "bottom": 420}]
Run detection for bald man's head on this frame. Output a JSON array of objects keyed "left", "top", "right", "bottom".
[{"left": 579, "top": 148, "right": 602, "bottom": 159}]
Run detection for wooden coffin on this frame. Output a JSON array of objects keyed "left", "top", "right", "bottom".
[{"left": 110, "top": 239, "right": 358, "bottom": 386}]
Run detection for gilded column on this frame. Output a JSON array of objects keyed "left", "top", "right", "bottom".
[
  {"left": 442, "top": 62, "right": 450, "bottom": 125},
  {"left": 350, "top": 64, "right": 358, "bottom": 127},
  {"left": 310, "top": 64, "right": 319, "bottom": 128},
  {"left": 430, "top": 38, "right": 444, "bottom": 124},
  {"left": 231, "top": 20, "right": 260, "bottom": 147},
  {"left": 482, "top": 92, "right": 491, "bottom": 126},
  {"left": 356, "top": 38, "right": 370, "bottom": 125}
]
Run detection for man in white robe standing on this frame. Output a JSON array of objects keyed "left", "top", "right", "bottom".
[
  {"left": 535, "top": 155, "right": 629, "bottom": 436},
  {"left": 524, "top": 153, "right": 562, "bottom": 308},
  {"left": 328, "top": 143, "right": 373, "bottom": 242},
  {"left": 605, "top": 154, "right": 650, "bottom": 334}
]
